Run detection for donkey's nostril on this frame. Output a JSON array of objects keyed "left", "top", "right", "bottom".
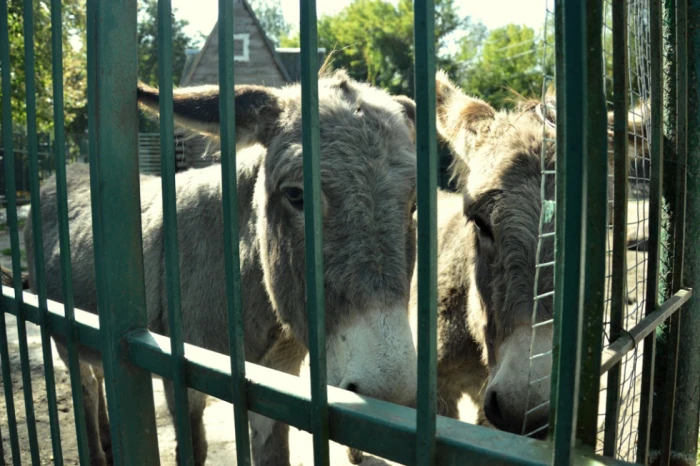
[
  {"left": 345, "top": 383, "right": 359, "bottom": 394},
  {"left": 483, "top": 390, "right": 508, "bottom": 431}
]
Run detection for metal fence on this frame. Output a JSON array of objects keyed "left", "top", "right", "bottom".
[{"left": 0, "top": 0, "right": 698, "bottom": 466}]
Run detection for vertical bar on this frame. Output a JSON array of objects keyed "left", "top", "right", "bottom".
[
  {"left": 23, "top": 0, "right": 65, "bottom": 462},
  {"left": 670, "top": 0, "right": 700, "bottom": 460},
  {"left": 650, "top": 0, "right": 677, "bottom": 457},
  {"left": 0, "top": 1, "right": 22, "bottom": 463},
  {"left": 551, "top": 0, "right": 600, "bottom": 461},
  {"left": 49, "top": 0, "right": 91, "bottom": 462},
  {"left": 299, "top": 1, "right": 329, "bottom": 464},
  {"left": 575, "top": 0, "right": 607, "bottom": 448},
  {"left": 157, "top": 0, "right": 195, "bottom": 464},
  {"left": 636, "top": 0, "right": 664, "bottom": 462},
  {"left": 413, "top": 0, "right": 438, "bottom": 464},
  {"left": 217, "top": 0, "right": 252, "bottom": 464},
  {"left": 658, "top": 0, "right": 688, "bottom": 463},
  {"left": 548, "top": 0, "right": 566, "bottom": 436},
  {"left": 86, "top": 0, "right": 161, "bottom": 464},
  {"left": 603, "top": 0, "right": 629, "bottom": 454}
]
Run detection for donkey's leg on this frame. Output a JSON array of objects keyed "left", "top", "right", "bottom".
[
  {"left": 93, "top": 365, "right": 113, "bottom": 465},
  {"left": 54, "top": 340, "right": 108, "bottom": 466},
  {"left": 249, "top": 336, "right": 306, "bottom": 466},
  {"left": 163, "top": 379, "right": 209, "bottom": 466}
]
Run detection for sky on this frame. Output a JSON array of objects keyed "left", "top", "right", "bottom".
[{"left": 171, "top": 0, "right": 547, "bottom": 45}]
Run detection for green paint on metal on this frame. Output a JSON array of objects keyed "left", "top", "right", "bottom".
[
  {"left": 158, "top": 0, "right": 195, "bottom": 463},
  {"left": 299, "top": 0, "right": 330, "bottom": 463},
  {"left": 669, "top": 0, "right": 700, "bottom": 460},
  {"left": 551, "top": 0, "right": 587, "bottom": 461},
  {"left": 49, "top": 0, "right": 91, "bottom": 462},
  {"left": 413, "top": 0, "right": 438, "bottom": 464},
  {"left": 0, "top": 1, "right": 23, "bottom": 463},
  {"left": 603, "top": 0, "right": 629, "bottom": 454},
  {"left": 86, "top": 0, "right": 161, "bottom": 464},
  {"left": 637, "top": 0, "right": 665, "bottom": 462},
  {"left": 122, "top": 329, "right": 639, "bottom": 466},
  {"left": 576, "top": 0, "right": 607, "bottom": 448},
  {"left": 23, "top": 0, "right": 65, "bottom": 461},
  {"left": 657, "top": 0, "right": 688, "bottom": 463},
  {"left": 217, "top": 0, "right": 252, "bottom": 462}
]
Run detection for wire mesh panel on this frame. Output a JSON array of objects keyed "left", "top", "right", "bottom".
[{"left": 526, "top": 0, "right": 659, "bottom": 461}]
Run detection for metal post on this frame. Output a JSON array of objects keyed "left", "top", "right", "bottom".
[
  {"left": 86, "top": 0, "right": 161, "bottom": 463},
  {"left": 668, "top": 1, "right": 700, "bottom": 464}
]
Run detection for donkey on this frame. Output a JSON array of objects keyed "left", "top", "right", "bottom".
[
  {"left": 22, "top": 69, "right": 420, "bottom": 466},
  {"left": 422, "top": 71, "right": 648, "bottom": 437}
]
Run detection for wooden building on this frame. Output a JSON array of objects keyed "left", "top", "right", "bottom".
[{"left": 138, "top": 0, "right": 328, "bottom": 175}]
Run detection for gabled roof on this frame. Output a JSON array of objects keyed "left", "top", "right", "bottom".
[{"left": 179, "top": 0, "right": 291, "bottom": 86}]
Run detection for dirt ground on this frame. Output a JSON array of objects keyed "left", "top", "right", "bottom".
[{"left": 0, "top": 198, "right": 650, "bottom": 465}]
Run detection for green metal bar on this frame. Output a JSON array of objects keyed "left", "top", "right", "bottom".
[
  {"left": 158, "top": 0, "right": 195, "bottom": 463},
  {"left": 599, "top": 289, "right": 691, "bottom": 374},
  {"left": 659, "top": 0, "right": 688, "bottom": 463},
  {"left": 671, "top": 1, "right": 700, "bottom": 460},
  {"left": 124, "top": 329, "right": 635, "bottom": 466},
  {"left": 576, "top": 0, "right": 607, "bottom": 448},
  {"left": 649, "top": 0, "right": 678, "bottom": 459},
  {"left": 413, "top": 0, "right": 438, "bottom": 464},
  {"left": 23, "top": 0, "right": 65, "bottom": 462},
  {"left": 551, "top": 0, "right": 590, "bottom": 461},
  {"left": 86, "top": 0, "right": 161, "bottom": 463},
  {"left": 636, "top": 0, "right": 664, "bottom": 462},
  {"left": 0, "top": 1, "right": 22, "bottom": 463},
  {"left": 49, "top": 0, "right": 90, "bottom": 462},
  {"left": 548, "top": 0, "right": 565, "bottom": 437},
  {"left": 217, "top": 0, "right": 252, "bottom": 463},
  {"left": 299, "top": 1, "right": 329, "bottom": 463},
  {"left": 0, "top": 286, "right": 641, "bottom": 466},
  {"left": 603, "top": 0, "right": 629, "bottom": 454}
]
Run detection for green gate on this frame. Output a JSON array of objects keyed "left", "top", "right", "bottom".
[{"left": 1, "top": 0, "right": 699, "bottom": 465}]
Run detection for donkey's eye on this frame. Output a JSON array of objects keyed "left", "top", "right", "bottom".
[
  {"left": 469, "top": 215, "right": 493, "bottom": 239},
  {"left": 410, "top": 201, "right": 417, "bottom": 214},
  {"left": 282, "top": 187, "right": 304, "bottom": 210}
]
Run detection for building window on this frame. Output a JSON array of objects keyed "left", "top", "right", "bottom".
[{"left": 234, "top": 33, "right": 250, "bottom": 62}]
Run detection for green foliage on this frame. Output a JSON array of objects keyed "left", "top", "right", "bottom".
[
  {"left": 137, "top": 0, "right": 200, "bottom": 131},
  {"left": 137, "top": 0, "right": 201, "bottom": 87},
  {"left": 0, "top": 0, "right": 87, "bottom": 135},
  {"left": 457, "top": 23, "right": 549, "bottom": 107},
  {"left": 247, "top": 0, "right": 290, "bottom": 46},
  {"left": 281, "top": 0, "right": 473, "bottom": 98}
]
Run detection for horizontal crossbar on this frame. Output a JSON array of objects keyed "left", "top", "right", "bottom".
[
  {"left": 1, "top": 286, "right": 636, "bottom": 465},
  {"left": 600, "top": 288, "right": 692, "bottom": 374}
]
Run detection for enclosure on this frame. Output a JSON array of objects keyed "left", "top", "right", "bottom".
[{"left": 1, "top": 0, "right": 700, "bottom": 465}]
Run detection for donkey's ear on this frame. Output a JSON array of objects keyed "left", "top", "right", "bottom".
[
  {"left": 434, "top": 70, "right": 495, "bottom": 161},
  {"left": 393, "top": 95, "right": 416, "bottom": 142},
  {"left": 137, "top": 82, "right": 283, "bottom": 148}
]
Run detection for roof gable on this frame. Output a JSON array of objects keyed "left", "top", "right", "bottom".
[{"left": 180, "top": 0, "right": 291, "bottom": 86}]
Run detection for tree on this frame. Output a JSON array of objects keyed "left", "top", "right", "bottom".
[
  {"left": 280, "top": 0, "right": 476, "bottom": 98},
  {"left": 247, "top": 0, "right": 290, "bottom": 46},
  {"left": 137, "top": 0, "right": 201, "bottom": 87},
  {"left": 137, "top": 0, "right": 200, "bottom": 131},
  {"left": 458, "top": 24, "right": 542, "bottom": 107},
  {"left": 0, "top": 0, "right": 88, "bottom": 136}
]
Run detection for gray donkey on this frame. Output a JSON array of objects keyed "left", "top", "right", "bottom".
[
  {"left": 421, "top": 71, "right": 647, "bottom": 437},
  {"left": 23, "top": 69, "right": 420, "bottom": 465}
]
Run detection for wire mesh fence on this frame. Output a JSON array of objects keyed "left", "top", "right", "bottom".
[{"left": 525, "top": 0, "right": 655, "bottom": 461}]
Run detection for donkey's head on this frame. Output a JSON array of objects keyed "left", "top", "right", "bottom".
[
  {"left": 138, "top": 69, "right": 418, "bottom": 407},
  {"left": 434, "top": 71, "right": 647, "bottom": 436}
]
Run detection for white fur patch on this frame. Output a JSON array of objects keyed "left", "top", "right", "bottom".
[{"left": 326, "top": 307, "right": 417, "bottom": 407}]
